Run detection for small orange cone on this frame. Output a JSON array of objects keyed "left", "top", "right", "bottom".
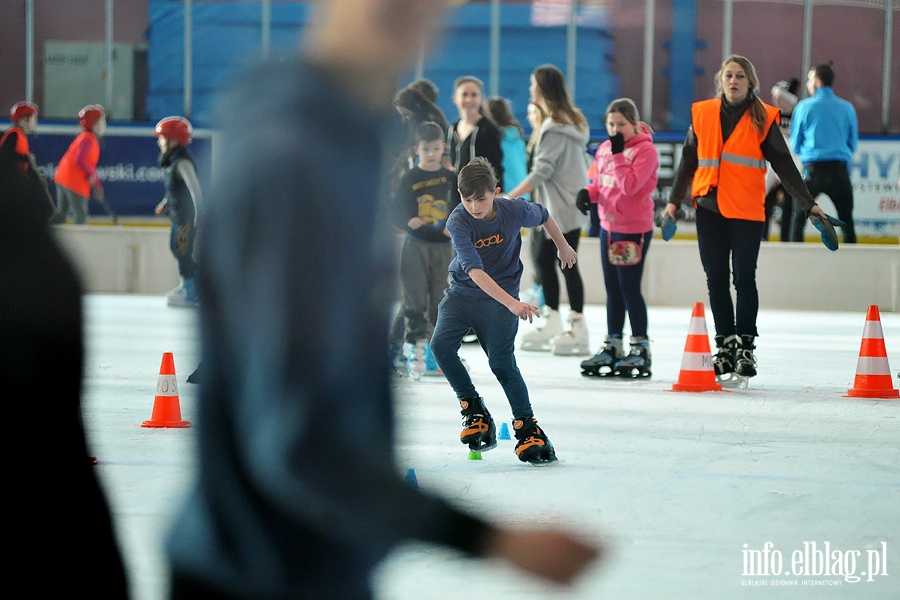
[
  {"left": 670, "top": 302, "right": 723, "bottom": 392},
  {"left": 846, "top": 305, "right": 898, "bottom": 399},
  {"left": 142, "top": 352, "right": 191, "bottom": 427}
]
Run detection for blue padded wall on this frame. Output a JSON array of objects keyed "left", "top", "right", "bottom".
[{"left": 147, "top": 1, "right": 618, "bottom": 136}]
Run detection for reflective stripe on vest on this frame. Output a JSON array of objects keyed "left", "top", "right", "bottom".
[
  {"left": 690, "top": 98, "right": 780, "bottom": 221},
  {"left": 721, "top": 151, "right": 767, "bottom": 170}
]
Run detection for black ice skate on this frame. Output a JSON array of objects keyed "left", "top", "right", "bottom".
[
  {"left": 512, "top": 417, "right": 558, "bottom": 466},
  {"left": 714, "top": 335, "right": 740, "bottom": 387},
  {"left": 615, "top": 337, "right": 652, "bottom": 378},
  {"left": 580, "top": 335, "right": 624, "bottom": 377},
  {"left": 459, "top": 397, "right": 497, "bottom": 453},
  {"left": 734, "top": 335, "right": 757, "bottom": 389}
]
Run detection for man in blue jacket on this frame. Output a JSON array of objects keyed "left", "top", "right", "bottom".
[{"left": 789, "top": 61, "right": 859, "bottom": 243}]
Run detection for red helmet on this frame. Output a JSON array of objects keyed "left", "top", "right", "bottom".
[
  {"left": 155, "top": 116, "right": 193, "bottom": 146},
  {"left": 10, "top": 101, "right": 38, "bottom": 122},
  {"left": 78, "top": 104, "right": 105, "bottom": 130}
]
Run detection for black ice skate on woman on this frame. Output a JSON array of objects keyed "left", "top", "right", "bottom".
[
  {"left": 713, "top": 335, "right": 738, "bottom": 386},
  {"left": 580, "top": 335, "right": 624, "bottom": 377},
  {"left": 615, "top": 336, "right": 652, "bottom": 378},
  {"left": 734, "top": 335, "right": 757, "bottom": 389}
]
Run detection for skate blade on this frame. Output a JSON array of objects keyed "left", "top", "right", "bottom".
[
  {"left": 619, "top": 368, "right": 652, "bottom": 379},
  {"left": 553, "top": 349, "right": 591, "bottom": 357},
  {"left": 716, "top": 373, "right": 740, "bottom": 387},
  {"left": 520, "top": 342, "right": 552, "bottom": 352},
  {"left": 737, "top": 375, "right": 751, "bottom": 389},
  {"left": 581, "top": 368, "right": 619, "bottom": 378},
  {"left": 467, "top": 440, "right": 497, "bottom": 453},
  {"left": 526, "top": 453, "right": 559, "bottom": 466}
]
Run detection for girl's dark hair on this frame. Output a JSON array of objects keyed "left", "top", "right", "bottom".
[
  {"left": 532, "top": 64, "right": 588, "bottom": 130},
  {"left": 486, "top": 96, "right": 524, "bottom": 139},
  {"left": 393, "top": 85, "right": 449, "bottom": 131},
  {"left": 604, "top": 98, "right": 641, "bottom": 134},
  {"left": 458, "top": 156, "right": 497, "bottom": 199},
  {"left": 409, "top": 78, "right": 439, "bottom": 104}
]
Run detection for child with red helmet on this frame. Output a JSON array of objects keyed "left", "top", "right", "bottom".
[
  {"left": 49, "top": 104, "right": 107, "bottom": 224},
  {"left": 2, "top": 102, "right": 38, "bottom": 173},
  {"left": 154, "top": 116, "right": 203, "bottom": 308},
  {"left": 1, "top": 101, "right": 55, "bottom": 218}
]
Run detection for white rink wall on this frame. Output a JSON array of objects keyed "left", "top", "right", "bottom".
[{"left": 51, "top": 226, "right": 900, "bottom": 312}]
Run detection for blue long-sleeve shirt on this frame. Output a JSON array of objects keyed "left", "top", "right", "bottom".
[
  {"left": 790, "top": 86, "right": 858, "bottom": 165},
  {"left": 166, "top": 58, "right": 491, "bottom": 599}
]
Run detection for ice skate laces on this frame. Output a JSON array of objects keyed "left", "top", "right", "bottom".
[{"left": 737, "top": 346, "right": 757, "bottom": 369}]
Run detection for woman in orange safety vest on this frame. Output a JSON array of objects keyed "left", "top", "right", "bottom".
[{"left": 662, "top": 55, "right": 831, "bottom": 388}]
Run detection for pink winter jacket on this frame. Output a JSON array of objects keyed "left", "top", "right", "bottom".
[{"left": 586, "top": 123, "right": 658, "bottom": 234}]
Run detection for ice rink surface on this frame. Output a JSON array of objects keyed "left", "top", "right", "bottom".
[{"left": 83, "top": 294, "right": 899, "bottom": 600}]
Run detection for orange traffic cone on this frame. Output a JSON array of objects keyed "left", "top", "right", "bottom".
[
  {"left": 142, "top": 352, "right": 191, "bottom": 427},
  {"left": 846, "top": 305, "right": 898, "bottom": 399},
  {"left": 670, "top": 302, "right": 723, "bottom": 392}
]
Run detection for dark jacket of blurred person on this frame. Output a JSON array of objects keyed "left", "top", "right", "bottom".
[{"left": 0, "top": 128, "right": 129, "bottom": 597}]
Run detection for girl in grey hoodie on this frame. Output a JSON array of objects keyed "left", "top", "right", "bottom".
[{"left": 506, "top": 64, "right": 591, "bottom": 356}]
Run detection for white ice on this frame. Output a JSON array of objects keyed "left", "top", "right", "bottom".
[{"left": 83, "top": 295, "right": 899, "bottom": 600}]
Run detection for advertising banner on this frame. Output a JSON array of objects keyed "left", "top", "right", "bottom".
[
  {"left": 19, "top": 125, "right": 900, "bottom": 239},
  {"left": 27, "top": 125, "right": 213, "bottom": 218}
]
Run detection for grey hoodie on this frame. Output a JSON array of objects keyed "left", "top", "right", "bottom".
[{"left": 526, "top": 118, "right": 591, "bottom": 234}]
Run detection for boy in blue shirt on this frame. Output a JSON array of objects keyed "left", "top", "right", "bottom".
[{"left": 430, "top": 157, "right": 577, "bottom": 465}]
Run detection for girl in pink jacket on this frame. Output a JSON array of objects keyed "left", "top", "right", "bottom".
[{"left": 577, "top": 98, "right": 658, "bottom": 379}]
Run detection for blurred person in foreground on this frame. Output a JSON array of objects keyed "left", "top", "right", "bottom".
[
  {"left": 1, "top": 101, "right": 129, "bottom": 597},
  {"left": 164, "top": 1, "right": 603, "bottom": 599}
]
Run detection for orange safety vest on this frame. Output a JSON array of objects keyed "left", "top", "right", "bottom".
[
  {"left": 690, "top": 98, "right": 780, "bottom": 221},
  {"left": 54, "top": 131, "right": 100, "bottom": 197},
  {"left": 0, "top": 126, "right": 31, "bottom": 174}
]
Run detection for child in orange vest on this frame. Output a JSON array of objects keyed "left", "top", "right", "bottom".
[
  {"left": 1, "top": 101, "right": 54, "bottom": 218},
  {"left": 49, "top": 104, "right": 107, "bottom": 225}
]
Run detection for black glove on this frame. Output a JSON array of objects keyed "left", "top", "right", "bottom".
[
  {"left": 575, "top": 189, "right": 591, "bottom": 215},
  {"left": 609, "top": 132, "right": 625, "bottom": 154}
]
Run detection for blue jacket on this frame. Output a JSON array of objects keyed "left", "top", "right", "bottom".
[
  {"left": 499, "top": 125, "right": 528, "bottom": 199},
  {"left": 790, "top": 86, "right": 858, "bottom": 165}
]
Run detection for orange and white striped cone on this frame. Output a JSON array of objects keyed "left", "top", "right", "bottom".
[
  {"left": 142, "top": 352, "right": 191, "bottom": 427},
  {"left": 845, "top": 305, "right": 898, "bottom": 399},
  {"left": 670, "top": 302, "right": 723, "bottom": 392}
]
